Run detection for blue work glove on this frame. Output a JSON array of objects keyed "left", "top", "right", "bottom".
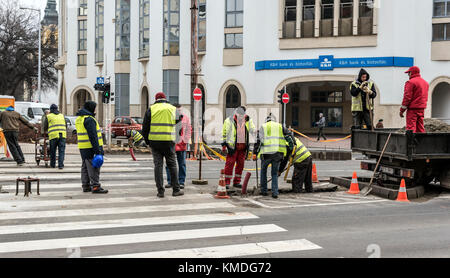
[{"left": 92, "top": 154, "right": 104, "bottom": 169}]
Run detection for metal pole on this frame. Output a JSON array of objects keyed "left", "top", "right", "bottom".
[
  {"left": 283, "top": 86, "right": 287, "bottom": 126},
  {"left": 38, "top": 9, "right": 42, "bottom": 102}
]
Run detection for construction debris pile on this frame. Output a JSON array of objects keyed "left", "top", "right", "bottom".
[{"left": 399, "top": 118, "right": 450, "bottom": 133}]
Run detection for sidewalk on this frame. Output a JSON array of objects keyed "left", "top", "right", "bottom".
[{"left": 301, "top": 135, "right": 351, "bottom": 151}]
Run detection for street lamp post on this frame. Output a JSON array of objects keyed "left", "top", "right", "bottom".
[{"left": 20, "top": 7, "right": 42, "bottom": 102}]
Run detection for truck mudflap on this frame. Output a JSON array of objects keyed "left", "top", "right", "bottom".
[{"left": 440, "top": 168, "right": 450, "bottom": 190}]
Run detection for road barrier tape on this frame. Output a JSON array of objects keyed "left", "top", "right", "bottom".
[{"left": 290, "top": 128, "right": 351, "bottom": 143}]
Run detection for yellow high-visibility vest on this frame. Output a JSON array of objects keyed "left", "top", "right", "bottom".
[
  {"left": 258, "top": 121, "right": 287, "bottom": 158},
  {"left": 75, "top": 115, "right": 104, "bottom": 149},
  {"left": 46, "top": 113, "right": 67, "bottom": 140},
  {"left": 131, "top": 130, "right": 144, "bottom": 142},
  {"left": 222, "top": 117, "right": 255, "bottom": 150},
  {"left": 148, "top": 102, "right": 176, "bottom": 142},
  {"left": 292, "top": 137, "right": 311, "bottom": 164},
  {"left": 351, "top": 81, "right": 374, "bottom": 111}
]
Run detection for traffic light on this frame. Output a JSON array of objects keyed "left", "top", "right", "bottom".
[
  {"left": 103, "top": 83, "right": 111, "bottom": 103},
  {"left": 278, "top": 89, "right": 284, "bottom": 104}
]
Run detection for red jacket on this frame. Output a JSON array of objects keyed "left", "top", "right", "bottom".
[
  {"left": 176, "top": 113, "right": 192, "bottom": 152},
  {"left": 401, "top": 69, "right": 429, "bottom": 112}
]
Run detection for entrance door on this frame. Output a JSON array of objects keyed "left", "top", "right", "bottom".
[
  {"left": 73, "top": 89, "right": 92, "bottom": 115},
  {"left": 225, "top": 85, "right": 241, "bottom": 119}
]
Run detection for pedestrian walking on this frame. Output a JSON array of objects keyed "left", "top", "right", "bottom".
[
  {"left": 350, "top": 69, "right": 377, "bottom": 130},
  {"left": 316, "top": 113, "right": 327, "bottom": 141},
  {"left": 0, "top": 106, "right": 37, "bottom": 166},
  {"left": 254, "top": 114, "right": 293, "bottom": 199},
  {"left": 75, "top": 101, "right": 108, "bottom": 194},
  {"left": 165, "top": 104, "right": 191, "bottom": 190},
  {"left": 279, "top": 135, "right": 313, "bottom": 193},
  {"left": 43, "top": 104, "right": 67, "bottom": 169},
  {"left": 142, "top": 92, "right": 184, "bottom": 198},
  {"left": 400, "top": 66, "right": 429, "bottom": 133},
  {"left": 222, "top": 106, "right": 255, "bottom": 189},
  {"left": 376, "top": 119, "right": 384, "bottom": 129}
]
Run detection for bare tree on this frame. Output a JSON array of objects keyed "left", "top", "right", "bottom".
[{"left": 0, "top": 0, "right": 57, "bottom": 100}]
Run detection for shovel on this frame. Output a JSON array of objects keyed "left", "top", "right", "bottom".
[{"left": 360, "top": 132, "right": 392, "bottom": 196}]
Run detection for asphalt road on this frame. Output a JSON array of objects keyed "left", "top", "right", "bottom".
[{"left": 0, "top": 154, "right": 448, "bottom": 258}]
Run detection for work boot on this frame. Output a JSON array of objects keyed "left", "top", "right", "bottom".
[
  {"left": 272, "top": 194, "right": 278, "bottom": 199},
  {"left": 92, "top": 186, "right": 108, "bottom": 194},
  {"left": 172, "top": 190, "right": 184, "bottom": 197},
  {"left": 82, "top": 186, "right": 92, "bottom": 193},
  {"left": 157, "top": 191, "right": 165, "bottom": 198},
  {"left": 180, "top": 184, "right": 185, "bottom": 189},
  {"left": 233, "top": 184, "right": 242, "bottom": 188},
  {"left": 260, "top": 192, "right": 268, "bottom": 197}
]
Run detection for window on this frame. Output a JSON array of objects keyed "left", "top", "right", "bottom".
[
  {"left": 311, "top": 107, "right": 343, "bottom": 128},
  {"left": 433, "top": 23, "right": 450, "bottom": 41},
  {"left": 163, "top": 70, "right": 179, "bottom": 104},
  {"left": 226, "top": 0, "right": 243, "bottom": 27},
  {"left": 303, "top": 0, "right": 315, "bottom": 20},
  {"left": 292, "top": 106, "right": 299, "bottom": 127},
  {"left": 139, "top": 0, "right": 150, "bottom": 58},
  {"left": 79, "top": 0, "right": 88, "bottom": 16},
  {"left": 340, "top": 0, "right": 353, "bottom": 18},
  {"left": 225, "top": 33, "right": 243, "bottom": 48},
  {"left": 434, "top": 0, "right": 450, "bottom": 17},
  {"left": 115, "top": 74, "right": 130, "bottom": 116},
  {"left": 321, "top": 0, "right": 334, "bottom": 20},
  {"left": 95, "top": 0, "right": 104, "bottom": 63},
  {"left": 311, "top": 91, "right": 343, "bottom": 103},
  {"left": 78, "top": 54, "right": 87, "bottom": 66},
  {"left": 198, "top": 0, "right": 206, "bottom": 52},
  {"left": 78, "top": 20, "right": 87, "bottom": 51},
  {"left": 359, "top": 0, "right": 374, "bottom": 18},
  {"left": 284, "top": 0, "right": 297, "bottom": 22},
  {"left": 163, "top": 0, "right": 180, "bottom": 56},
  {"left": 115, "top": 0, "right": 131, "bottom": 60}
]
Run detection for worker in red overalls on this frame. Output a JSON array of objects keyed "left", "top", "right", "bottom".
[
  {"left": 222, "top": 106, "right": 255, "bottom": 189},
  {"left": 400, "top": 66, "right": 429, "bottom": 133}
]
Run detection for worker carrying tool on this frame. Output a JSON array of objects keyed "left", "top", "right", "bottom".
[
  {"left": 75, "top": 101, "right": 108, "bottom": 194},
  {"left": 142, "top": 92, "right": 184, "bottom": 198},
  {"left": 279, "top": 134, "right": 313, "bottom": 193},
  {"left": 43, "top": 104, "right": 67, "bottom": 169},
  {"left": 350, "top": 69, "right": 377, "bottom": 130},
  {"left": 222, "top": 106, "right": 255, "bottom": 189},
  {"left": 400, "top": 66, "right": 429, "bottom": 133},
  {"left": 127, "top": 129, "right": 147, "bottom": 148},
  {"left": 253, "top": 113, "right": 293, "bottom": 199}
]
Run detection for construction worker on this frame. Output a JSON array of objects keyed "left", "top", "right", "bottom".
[
  {"left": 0, "top": 106, "right": 37, "bottom": 166},
  {"left": 376, "top": 119, "right": 384, "bottom": 129},
  {"left": 350, "top": 69, "right": 377, "bottom": 130},
  {"left": 128, "top": 129, "right": 147, "bottom": 148},
  {"left": 75, "top": 101, "right": 108, "bottom": 194},
  {"left": 40, "top": 109, "right": 50, "bottom": 136},
  {"left": 142, "top": 92, "right": 184, "bottom": 198},
  {"left": 165, "top": 104, "right": 191, "bottom": 190},
  {"left": 400, "top": 66, "right": 429, "bottom": 133},
  {"left": 43, "top": 104, "right": 67, "bottom": 169},
  {"left": 222, "top": 106, "right": 255, "bottom": 189},
  {"left": 279, "top": 135, "right": 313, "bottom": 193},
  {"left": 254, "top": 114, "right": 293, "bottom": 199}
]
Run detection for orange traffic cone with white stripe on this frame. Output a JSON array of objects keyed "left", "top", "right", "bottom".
[
  {"left": 215, "top": 169, "right": 230, "bottom": 199},
  {"left": 347, "top": 172, "right": 360, "bottom": 194},
  {"left": 312, "top": 163, "right": 319, "bottom": 183},
  {"left": 396, "top": 179, "right": 410, "bottom": 202}
]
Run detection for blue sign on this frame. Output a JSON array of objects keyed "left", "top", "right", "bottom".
[
  {"left": 96, "top": 77, "right": 105, "bottom": 84},
  {"left": 255, "top": 56, "right": 414, "bottom": 71}
]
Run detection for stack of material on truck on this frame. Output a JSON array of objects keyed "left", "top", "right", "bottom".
[{"left": 398, "top": 118, "right": 450, "bottom": 133}]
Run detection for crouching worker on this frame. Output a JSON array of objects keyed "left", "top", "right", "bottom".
[
  {"left": 279, "top": 135, "right": 313, "bottom": 193},
  {"left": 128, "top": 129, "right": 147, "bottom": 148},
  {"left": 76, "top": 101, "right": 108, "bottom": 194}
]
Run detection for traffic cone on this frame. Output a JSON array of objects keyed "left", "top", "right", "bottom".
[
  {"left": 347, "top": 172, "right": 360, "bottom": 194},
  {"left": 215, "top": 169, "right": 230, "bottom": 199},
  {"left": 312, "top": 163, "right": 319, "bottom": 183},
  {"left": 396, "top": 179, "right": 410, "bottom": 202}
]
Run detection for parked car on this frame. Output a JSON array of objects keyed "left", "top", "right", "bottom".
[
  {"left": 15, "top": 102, "right": 50, "bottom": 124},
  {"left": 65, "top": 116, "right": 77, "bottom": 136},
  {"left": 110, "top": 116, "right": 143, "bottom": 138}
]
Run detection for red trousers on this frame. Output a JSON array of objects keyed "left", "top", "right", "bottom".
[
  {"left": 406, "top": 109, "right": 425, "bottom": 133},
  {"left": 224, "top": 149, "right": 247, "bottom": 185}
]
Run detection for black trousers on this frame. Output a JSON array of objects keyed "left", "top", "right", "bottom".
[
  {"left": 50, "top": 136, "right": 66, "bottom": 168},
  {"left": 151, "top": 144, "right": 180, "bottom": 193},
  {"left": 352, "top": 111, "right": 373, "bottom": 130},
  {"left": 317, "top": 127, "right": 327, "bottom": 140},
  {"left": 292, "top": 157, "right": 313, "bottom": 193},
  {"left": 4, "top": 131, "right": 25, "bottom": 164}
]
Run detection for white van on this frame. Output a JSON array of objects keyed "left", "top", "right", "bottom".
[{"left": 15, "top": 102, "right": 50, "bottom": 124}]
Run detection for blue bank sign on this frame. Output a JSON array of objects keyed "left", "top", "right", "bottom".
[{"left": 255, "top": 56, "right": 414, "bottom": 71}]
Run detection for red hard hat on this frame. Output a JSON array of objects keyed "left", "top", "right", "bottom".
[{"left": 405, "top": 66, "right": 420, "bottom": 74}]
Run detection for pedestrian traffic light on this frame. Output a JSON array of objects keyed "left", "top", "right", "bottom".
[{"left": 278, "top": 89, "right": 284, "bottom": 104}]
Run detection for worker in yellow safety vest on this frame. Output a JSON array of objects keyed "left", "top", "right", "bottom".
[
  {"left": 43, "top": 104, "right": 67, "bottom": 169},
  {"left": 128, "top": 129, "right": 146, "bottom": 148},
  {"left": 350, "top": 68, "right": 377, "bottom": 130},
  {"left": 75, "top": 101, "right": 108, "bottom": 194},
  {"left": 254, "top": 114, "right": 293, "bottom": 199},
  {"left": 142, "top": 92, "right": 184, "bottom": 198},
  {"left": 279, "top": 135, "right": 313, "bottom": 193}
]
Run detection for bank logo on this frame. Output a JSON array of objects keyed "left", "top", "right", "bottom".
[{"left": 319, "top": 55, "right": 334, "bottom": 71}]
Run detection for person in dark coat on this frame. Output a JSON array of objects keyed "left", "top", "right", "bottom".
[{"left": 350, "top": 69, "right": 377, "bottom": 130}]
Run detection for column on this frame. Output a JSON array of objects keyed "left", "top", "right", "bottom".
[
  {"left": 353, "top": 0, "right": 359, "bottom": 35},
  {"left": 314, "top": 0, "right": 321, "bottom": 37},
  {"left": 333, "top": 0, "right": 340, "bottom": 36},
  {"left": 373, "top": 0, "right": 379, "bottom": 34},
  {"left": 297, "top": 0, "right": 303, "bottom": 37},
  {"left": 279, "top": 0, "right": 285, "bottom": 38}
]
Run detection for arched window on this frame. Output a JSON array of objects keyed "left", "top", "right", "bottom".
[{"left": 225, "top": 85, "right": 241, "bottom": 118}]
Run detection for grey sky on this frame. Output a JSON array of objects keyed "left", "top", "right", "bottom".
[{"left": 19, "top": 0, "right": 58, "bottom": 16}]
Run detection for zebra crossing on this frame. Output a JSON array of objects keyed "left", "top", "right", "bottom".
[{"left": 0, "top": 156, "right": 323, "bottom": 258}]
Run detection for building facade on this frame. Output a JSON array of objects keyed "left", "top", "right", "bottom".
[{"left": 56, "top": 0, "right": 450, "bottom": 139}]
